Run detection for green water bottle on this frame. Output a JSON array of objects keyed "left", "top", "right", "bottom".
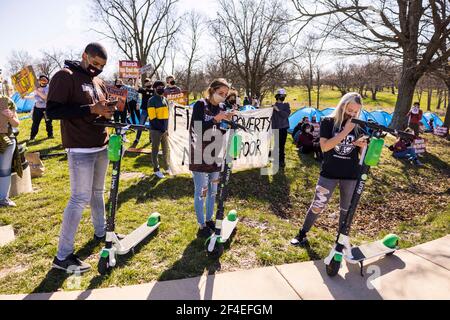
[
  {"left": 108, "top": 134, "right": 122, "bottom": 162},
  {"left": 229, "top": 134, "right": 242, "bottom": 159},
  {"left": 364, "top": 138, "right": 384, "bottom": 166}
]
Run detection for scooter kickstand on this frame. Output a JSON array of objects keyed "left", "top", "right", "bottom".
[{"left": 359, "top": 261, "right": 364, "bottom": 277}]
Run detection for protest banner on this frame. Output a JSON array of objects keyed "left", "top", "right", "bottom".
[
  {"left": 433, "top": 126, "right": 448, "bottom": 137},
  {"left": 140, "top": 64, "right": 153, "bottom": 75},
  {"left": 11, "top": 66, "right": 37, "bottom": 98},
  {"left": 106, "top": 85, "right": 128, "bottom": 112},
  {"left": 166, "top": 91, "right": 189, "bottom": 106},
  {"left": 413, "top": 138, "right": 426, "bottom": 154},
  {"left": 119, "top": 61, "right": 141, "bottom": 79},
  {"left": 168, "top": 105, "right": 273, "bottom": 175}
]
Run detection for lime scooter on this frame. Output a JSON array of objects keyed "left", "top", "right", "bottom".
[
  {"left": 93, "top": 121, "right": 161, "bottom": 275},
  {"left": 205, "top": 119, "right": 248, "bottom": 258},
  {"left": 324, "top": 119, "right": 416, "bottom": 277}
]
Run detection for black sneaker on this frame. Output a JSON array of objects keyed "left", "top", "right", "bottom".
[
  {"left": 52, "top": 254, "right": 91, "bottom": 274},
  {"left": 290, "top": 231, "right": 308, "bottom": 247},
  {"left": 197, "top": 227, "right": 212, "bottom": 239},
  {"left": 205, "top": 220, "right": 216, "bottom": 232}
]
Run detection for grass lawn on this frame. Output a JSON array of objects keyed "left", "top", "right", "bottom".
[{"left": 0, "top": 91, "right": 449, "bottom": 294}]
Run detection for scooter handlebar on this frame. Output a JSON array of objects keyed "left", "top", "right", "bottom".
[
  {"left": 351, "top": 118, "right": 416, "bottom": 140},
  {"left": 93, "top": 120, "right": 150, "bottom": 131}
]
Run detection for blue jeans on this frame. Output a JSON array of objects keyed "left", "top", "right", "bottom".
[
  {"left": 57, "top": 149, "right": 109, "bottom": 260},
  {"left": 0, "top": 139, "right": 16, "bottom": 200},
  {"left": 393, "top": 148, "right": 417, "bottom": 160},
  {"left": 192, "top": 171, "right": 220, "bottom": 226},
  {"left": 135, "top": 108, "right": 149, "bottom": 142}
]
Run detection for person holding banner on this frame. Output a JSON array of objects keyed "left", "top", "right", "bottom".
[
  {"left": 164, "top": 75, "right": 182, "bottom": 96},
  {"left": 24, "top": 75, "right": 53, "bottom": 141},
  {"left": 148, "top": 80, "right": 170, "bottom": 179},
  {"left": 272, "top": 89, "right": 291, "bottom": 168},
  {"left": 0, "top": 95, "right": 20, "bottom": 207},
  {"left": 189, "top": 78, "right": 234, "bottom": 238},
  {"left": 46, "top": 43, "right": 117, "bottom": 274},
  {"left": 407, "top": 102, "right": 423, "bottom": 136},
  {"left": 224, "top": 89, "right": 239, "bottom": 111},
  {"left": 290, "top": 93, "right": 368, "bottom": 247},
  {"left": 112, "top": 79, "right": 128, "bottom": 123}
]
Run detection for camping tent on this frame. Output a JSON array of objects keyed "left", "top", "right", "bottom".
[
  {"left": 422, "top": 112, "right": 444, "bottom": 130},
  {"left": 370, "top": 110, "right": 393, "bottom": 127},
  {"left": 320, "top": 108, "right": 335, "bottom": 118},
  {"left": 288, "top": 107, "right": 324, "bottom": 133},
  {"left": 11, "top": 92, "right": 34, "bottom": 113},
  {"left": 240, "top": 105, "right": 256, "bottom": 111}
]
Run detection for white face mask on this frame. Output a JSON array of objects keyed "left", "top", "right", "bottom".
[
  {"left": 412, "top": 106, "right": 419, "bottom": 114},
  {"left": 213, "top": 93, "right": 226, "bottom": 104}
]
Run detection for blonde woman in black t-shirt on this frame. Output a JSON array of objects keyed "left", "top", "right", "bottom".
[{"left": 291, "top": 92, "right": 368, "bottom": 246}]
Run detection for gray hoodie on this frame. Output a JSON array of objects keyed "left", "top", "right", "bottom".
[{"left": 271, "top": 102, "right": 291, "bottom": 129}]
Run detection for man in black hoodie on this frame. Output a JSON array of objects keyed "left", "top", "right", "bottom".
[{"left": 46, "top": 43, "right": 116, "bottom": 274}]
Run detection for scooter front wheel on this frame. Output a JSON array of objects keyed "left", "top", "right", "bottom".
[
  {"left": 326, "top": 259, "right": 341, "bottom": 277},
  {"left": 98, "top": 256, "right": 112, "bottom": 275},
  {"left": 205, "top": 238, "right": 224, "bottom": 258}
]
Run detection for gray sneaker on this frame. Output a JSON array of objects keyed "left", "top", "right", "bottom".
[
  {"left": 52, "top": 254, "right": 91, "bottom": 274},
  {"left": 0, "top": 198, "right": 16, "bottom": 207}
]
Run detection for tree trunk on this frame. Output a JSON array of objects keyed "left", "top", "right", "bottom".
[
  {"left": 316, "top": 69, "right": 320, "bottom": 109},
  {"left": 390, "top": 71, "right": 420, "bottom": 130},
  {"left": 371, "top": 88, "right": 377, "bottom": 101},
  {"left": 427, "top": 88, "right": 432, "bottom": 111},
  {"left": 436, "top": 89, "right": 443, "bottom": 110},
  {"left": 391, "top": 85, "right": 396, "bottom": 95},
  {"left": 444, "top": 81, "right": 450, "bottom": 128}
]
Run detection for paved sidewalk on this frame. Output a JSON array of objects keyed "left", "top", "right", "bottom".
[{"left": 1, "top": 235, "right": 449, "bottom": 300}]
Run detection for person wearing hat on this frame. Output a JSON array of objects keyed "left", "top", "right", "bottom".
[
  {"left": 271, "top": 88, "right": 291, "bottom": 168},
  {"left": 24, "top": 75, "right": 53, "bottom": 141},
  {"left": 148, "top": 80, "right": 170, "bottom": 179},
  {"left": 407, "top": 102, "right": 423, "bottom": 136}
]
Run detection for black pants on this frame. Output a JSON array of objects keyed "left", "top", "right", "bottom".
[
  {"left": 128, "top": 100, "right": 140, "bottom": 124},
  {"left": 277, "top": 128, "right": 288, "bottom": 166},
  {"left": 31, "top": 108, "right": 53, "bottom": 139}
]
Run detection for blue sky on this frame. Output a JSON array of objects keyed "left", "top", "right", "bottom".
[{"left": 0, "top": 0, "right": 217, "bottom": 77}]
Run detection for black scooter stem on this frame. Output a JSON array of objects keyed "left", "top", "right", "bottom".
[{"left": 351, "top": 119, "right": 416, "bottom": 140}]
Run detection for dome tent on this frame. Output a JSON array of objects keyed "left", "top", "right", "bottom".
[
  {"left": 422, "top": 112, "right": 444, "bottom": 130},
  {"left": 288, "top": 107, "right": 324, "bottom": 133},
  {"left": 11, "top": 92, "right": 34, "bottom": 113}
]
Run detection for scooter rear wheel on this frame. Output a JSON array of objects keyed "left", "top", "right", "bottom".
[
  {"left": 326, "top": 259, "right": 341, "bottom": 277},
  {"left": 205, "top": 238, "right": 224, "bottom": 258}
]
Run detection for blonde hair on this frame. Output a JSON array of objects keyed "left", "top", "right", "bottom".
[{"left": 329, "top": 92, "right": 363, "bottom": 132}]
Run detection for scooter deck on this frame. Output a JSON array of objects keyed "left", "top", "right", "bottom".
[
  {"left": 117, "top": 220, "right": 160, "bottom": 255},
  {"left": 349, "top": 240, "right": 396, "bottom": 262},
  {"left": 221, "top": 218, "right": 238, "bottom": 241}
]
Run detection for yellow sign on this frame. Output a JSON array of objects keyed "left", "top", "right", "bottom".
[
  {"left": 166, "top": 91, "right": 189, "bottom": 106},
  {"left": 11, "top": 66, "right": 37, "bottom": 98}
]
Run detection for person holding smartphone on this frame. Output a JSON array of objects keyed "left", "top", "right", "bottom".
[
  {"left": 290, "top": 92, "right": 367, "bottom": 246},
  {"left": 46, "top": 43, "right": 116, "bottom": 274}
]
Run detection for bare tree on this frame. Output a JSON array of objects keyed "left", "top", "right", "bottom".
[
  {"left": 7, "top": 50, "right": 34, "bottom": 75},
  {"left": 292, "top": 0, "right": 450, "bottom": 129},
  {"left": 210, "top": 0, "right": 298, "bottom": 100},
  {"left": 91, "top": 0, "right": 181, "bottom": 80}
]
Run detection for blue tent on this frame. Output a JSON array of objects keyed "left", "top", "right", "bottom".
[
  {"left": 11, "top": 92, "right": 34, "bottom": 113},
  {"left": 288, "top": 107, "right": 324, "bottom": 133},
  {"left": 422, "top": 112, "right": 444, "bottom": 129},
  {"left": 370, "top": 110, "right": 393, "bottom": 127},
  {"left": 320, "top": 108, "right": 335, "bottom": 118},
  {"left": 240, "top": 105, "right": 256, "bottom": 111}
]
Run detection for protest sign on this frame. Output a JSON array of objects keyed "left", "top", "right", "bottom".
[
  {"left": 119, "top": 61, "right": 141, "bottom": 79},
  {"left": 167, "top": 105, "right": 273, "bottom": 175},
  {"left": 166, "top": 91, "right": 189, "bottom": 106},
  {"left": 413, "top": 138, "right": 426, "bottom": 154},
  {"left": 106, "top": 85, "right": 128, "bottom": 112},
  {"left": 433, "top": 126, "right": 448, "bottom": 137},
  {"left": 11, "top": 66, "right": 37, "bottom": 98}
]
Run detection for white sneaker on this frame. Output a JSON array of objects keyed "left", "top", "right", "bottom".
[{"left": 155, "top": 171, "right": 165, "bottom": 179}]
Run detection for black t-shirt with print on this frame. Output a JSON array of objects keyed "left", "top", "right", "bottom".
[{"left": 320, "top": 117, "right": 361, "bottom": 180}]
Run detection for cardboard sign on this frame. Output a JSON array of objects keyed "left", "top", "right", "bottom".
[
  {"left": 413, "top": 138, "right": 426, "bottom": 154},
  {"left": 106, "top": 85, "right": 128, "bottom": 112},
  {"left": 140, "top": 64, "right": 153, "bottom": 75},
  {"left": 433, "top": 126, "right": 448, "bottom": 137},
  {"left": 166, "top": 91, "right": 189, "bottom": 106},
  {"left": 11, "top": 66, "right": 37, "bottom": 98},
  {"left": 0, "top": 97, "right": 10, "bottom": 134},
  {"left": 119, "top": 61, "right": 141, "bottom": 79},
  {"left": 311, "top": 122, "right": 320, "bottom": 139}
]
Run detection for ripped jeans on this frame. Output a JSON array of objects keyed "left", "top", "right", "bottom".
[
  {"left": 301, "top": 176, "right": 357, "bottom": 234},
  {"left": 192, "top": 171, "right": 220, "bottom": 226}
]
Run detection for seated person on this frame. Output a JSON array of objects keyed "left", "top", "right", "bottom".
[
  {"left": 389, "top": 129, "right": 423, "bottom": 166},
  {"left": 295, "top": 123, "right": 322, "bottom": 160},
  {"left": 292, "top": 116, "right": 309, "bottom": 141}
]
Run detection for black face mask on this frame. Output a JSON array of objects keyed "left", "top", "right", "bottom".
[
  {"left": 170, "top": 80, "right": 176, "bottom": 86},
  {"left": 229, "top": 100, "right": 236, "bottom": 105},
  {"left": 156, "top": 88, "right": 165, "bottom": 95},
  {"left": 116, "top": 84, "right": 123, "bottom": 88},
  {"left": 40, "top": 83, "right": 48, "bottom": 88},
  {"left": 87, "top": 64, "right": 102, "bottom": 77},
  {"left": 278, "top": 96, "right": 286, "bottom": 102}
]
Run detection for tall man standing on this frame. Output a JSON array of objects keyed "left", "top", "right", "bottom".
[{"left": 47, "top": 43, "right": 116, "bottom": 273}]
